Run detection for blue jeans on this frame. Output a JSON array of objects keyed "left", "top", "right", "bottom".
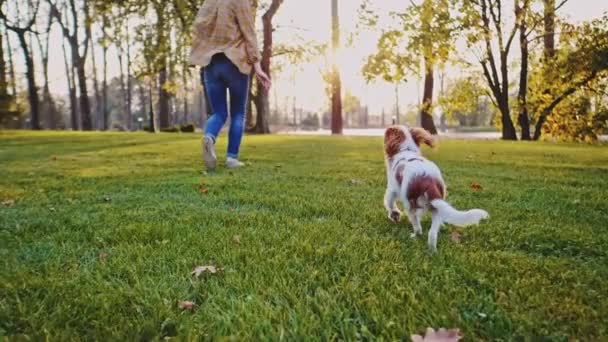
[{"left": 202, "top": 54, "right": 250, "bottom": 159}]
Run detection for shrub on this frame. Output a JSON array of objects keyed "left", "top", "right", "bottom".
[
  {"left": 160, "top": 125, "right": 180, "bottom": 133},
  {"left": 180, "top": 123, "right": 196, "bottom": 133}
]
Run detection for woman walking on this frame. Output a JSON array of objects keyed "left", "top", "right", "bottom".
[{"left": 189, "top": 0, "right": 271, "bottom": 169}]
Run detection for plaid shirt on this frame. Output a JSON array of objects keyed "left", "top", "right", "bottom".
[{"left": 189, "top": 0, "right": 261, "bottom": 75}]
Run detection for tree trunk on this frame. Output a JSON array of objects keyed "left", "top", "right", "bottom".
[
  {"left": 533, "top": 0, "right": 557, "bottom": 139},
  {"left": 102, "top": 15, "right": 109, "bottom": 130},
  {"left": 0, "top": 25, "right": 11, "bottom": 124},
  {"left": 254, "top": 1, "right": 283, "bottom": 134},
  {"left": 36, "top": 19, "right": 59, "bottom": 129},
  {"left": 125, "top": 17, "right": 133, "bottom": 130},
  {"left": 182, "top": 46, "right": 189, "bottom": 125},
  {"left": 420, "top": 58, "right": 437, "bottom": 134},
  {"left": 89, "top": 33, "right": 102, "bottom": 130},
  {"left": 499, "top": 96, "right": 517, "bottom": 140},
  {"left": 118, "top": 44, "right": 128, "bottom": 129},
  {"left": 158, "top": 67, "right": 170, "bottom": 129},
  {"left": 138, "top": 81, "right": 146, "bottom": 130},
  {"left": 48, "top": 0, "right": 92, "bottom": 129},
  {"left": 75, "top": 56, "right": 93, "bottom": 131},
  {"left": 149, "top": 78, "right": 156, "bottom": 133},
  {"left": 394, "top": 83, "right": 399, "bottom": 124},
  {"left": 16, "top": 32, "right": 40, "bottom": 130},
  {"left": 4, "top": 28, "right": 16, "bottom": 97},
  {"left": 517, "top": 1, "right": 531, "bottom": 140},
  {"left": 62, "top": 37, "right": 78, "bottom": 130},
  {"left": 330, "top": 0, "right": 342, "bottom": 135}
]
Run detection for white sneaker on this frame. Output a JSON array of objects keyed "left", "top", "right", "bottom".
[
  {"left": 226, "top": 157, "right": 245, "bottom": 169},
  {"left": 202, "top": 136, "right": 217, "bottom": 170}
]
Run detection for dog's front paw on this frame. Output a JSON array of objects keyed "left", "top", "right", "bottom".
[{"left": 388, "top": 210, "right": 401, "bottom": 223}]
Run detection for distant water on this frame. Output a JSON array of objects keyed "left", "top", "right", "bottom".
[{"left": 280, "top": 128, "right": 608, "bottom": 141}]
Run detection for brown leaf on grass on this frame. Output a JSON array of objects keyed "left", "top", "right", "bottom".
[
  {"left": 350, "top": 179, "right": 363, "bottom": 185},
  {"left": 232, "top": 235, "right": 241, "bottom": 245},
  {"left": 51, "top": 156, "right": 58, "bottom": 161},
  {"left": 1, "top": 199, "right": 15, "bottom": 207},
  {"left": 411, "top": 328, "right": 462, "bottom": 342},
  {"left": 451, "top": 231, "right": 462, "bottom": 244},
  {"left": 470, "top": 183, "right": 483, "bottom": 190},
  {"left": 198, "top": 185, "right": 209, "bottom": 194},
  {"left": 178, "top": 301, "right": 196, "bottom": 311},
  {"left": 99, "top": 252, "right": 109, "bottom": 262},
  {"left": 191, "top": 265, "right": 223, "bottom": 278}
]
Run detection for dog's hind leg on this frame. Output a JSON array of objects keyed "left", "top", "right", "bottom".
[
  {"left": 384, "top": 189, "right": 401, "bottom": 223},
  {"left": 428, "top": 210, "right": 443, "bottom": 251},
  {"left": 407, "top": 208, "right": 423, "bottom": 237}
]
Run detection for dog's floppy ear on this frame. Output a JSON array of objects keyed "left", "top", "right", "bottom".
[
  {"left": 384, "top": 126, "right": 406, "bottom": 157},
  {"left": 409, "top": 127, "right": 435, "bottom": 148}
]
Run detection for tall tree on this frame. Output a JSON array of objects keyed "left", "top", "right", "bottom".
[
  {"left": 459, "top": 0, "right": 527, "bottom": 140},
  {"left": 61, "top": 31, "right": 78, "bottom": 129},
  {"left": 0, "top": 0, "right": 41, "bottom": 130},
  {"left": 49, "top": 0, "right": 94, "bottom": 130},
  {"left": 88, "top": 22, "right": 102, "bottom": 129},
  {"left": 35, "top": 11, "right": 60, "bottom": 129},
  {"left": 516, "top": 0, "right": 531, "bottom": 140},
  {"left": 152, "top": 0, "right": 171, "bottom": 130},
  {"left": 252, "top": 0, "right": 283, "bottom": 134},
  {"left": 330, "top": 0, "right": 342, "bottom": 135}
]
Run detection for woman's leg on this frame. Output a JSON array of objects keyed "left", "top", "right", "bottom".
[
  {"left": 226, "top": 71, "right": 250, "bottom": 159},
  {"left": 202, "top": 66, "right": 228, "bottom": 141}
]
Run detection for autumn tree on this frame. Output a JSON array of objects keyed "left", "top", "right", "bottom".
[
  {"left": 364, "top": 0, "right": 454, "bottom": 133},
  {"left": 458, "top": 0, "right": 533, "bottom": 140},
  {"left": 529, "top": 14, "right": 608, "bottom": 141}
]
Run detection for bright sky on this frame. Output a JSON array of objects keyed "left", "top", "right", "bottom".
[
  {"left": 7, "top": 0, "right": 608, "bottom": 117},
  {"left": 270, "top": 0, "right": 608, "bottom": 116}
]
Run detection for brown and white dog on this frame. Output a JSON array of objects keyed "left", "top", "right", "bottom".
[{"left": 383, "top": 125, "right": 489, "bottom": 251}]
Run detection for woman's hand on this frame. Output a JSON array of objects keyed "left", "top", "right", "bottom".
[{"left": 254, "top": 62, "right": 271, "bottom": 91}]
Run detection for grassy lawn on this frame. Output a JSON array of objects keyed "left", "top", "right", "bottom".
[{"left": 1, "top": 131, "right": 607, "bottom": 340}]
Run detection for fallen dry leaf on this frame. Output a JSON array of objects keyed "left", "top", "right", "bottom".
[
  {"left": 451, "top": 231, "right": 462, "bottom": 244},
  {"left": 179, "top": 301, "right": 196, "bottom": 311},
  {"left": 1, "top": 199, "right": 15, "bottom": 207},
  {"left": 198, "top": 185, "right": 209, "bottom": 194},
  {"left": 470, "top": 183, "right": 483, "bottom": 190},
  {"left": 99, "top": 252, "right": 109, "bottom": 262},
  {"left": 232, "top": 235, "right": 241, "bottom": 245},
  {"left": 51, "top": 156, "right": 58, "bottom": 161},
  {"left": 411, "top": 327, "right": 462, "bottom": 342},
  {"left": 191, "top": 265, "right": 223, "bottom": 278}
]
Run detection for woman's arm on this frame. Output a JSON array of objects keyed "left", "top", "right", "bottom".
[{"left": 233, "top": 0, "right": 262, "bottom": 64}]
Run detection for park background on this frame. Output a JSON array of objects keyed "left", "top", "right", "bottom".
[{"left": 1, "top": 0, "right": 608, "bottom": 340}]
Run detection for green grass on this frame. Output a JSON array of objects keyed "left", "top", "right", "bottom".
[{"left": 1, "top": 131, "right": 607, "bottom": 340}]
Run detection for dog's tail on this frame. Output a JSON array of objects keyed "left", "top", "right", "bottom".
[{"left": 430, "top": 199, "right": 489, "bottom": 227}]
